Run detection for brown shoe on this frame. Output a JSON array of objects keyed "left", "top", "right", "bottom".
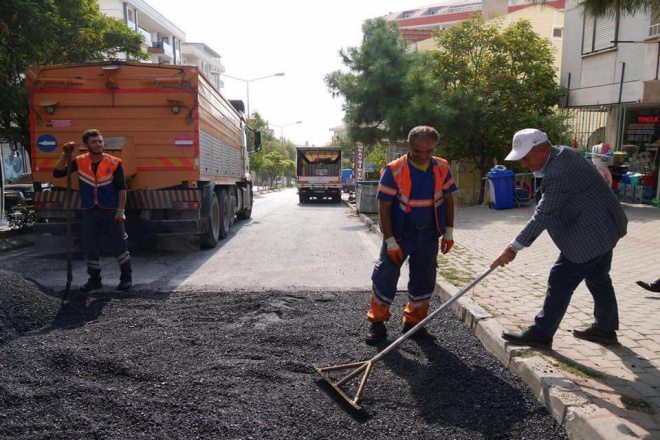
[
  {"left": 502, "top": 328, "right": 552, "bottom": 350},
  {"left": 573, "top": 325, "right": 618, "bottom": 345}
]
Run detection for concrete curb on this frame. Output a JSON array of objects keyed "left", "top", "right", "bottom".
[
  {"left": 348, "top": 201, "right": 639, "bottom": 440},
  {"left": 0, "top": 232, "right": 35, "bottom": 252}
]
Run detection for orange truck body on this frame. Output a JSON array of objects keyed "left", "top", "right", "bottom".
[{"left": 28, "top": 62, "right": 255, "bottom": 248}]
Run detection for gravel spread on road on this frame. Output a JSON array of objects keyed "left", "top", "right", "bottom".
[
  {"left": 0, "top": 270, "right": 59, "bottom": 343},
  {"left": 0, "top": 288, "right": 568, "bottom": 439}
]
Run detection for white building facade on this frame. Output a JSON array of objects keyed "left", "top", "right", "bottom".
[
  {"left": 97, "top": 0, "right": 186, "bottom": 65},
  {"left": 561, "top": 0, "right": 660, "bottom": 150},
  {"left": 182, "top": 43, "right": 225, "bottom": 90}
]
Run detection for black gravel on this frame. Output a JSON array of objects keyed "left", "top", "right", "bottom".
[
  {"left": 0, "top": 270, "right": 59, "bottom": 344},
  {"left": 0, "top": 287, "right": 568, "bottom": 440}
]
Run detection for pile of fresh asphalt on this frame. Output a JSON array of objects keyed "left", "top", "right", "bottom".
[
  {"left": 0, "top": 288, "right": 568, "bottom": 439},
  {"left": 0, "top": 270, "right": 59, "bottom": 343}
]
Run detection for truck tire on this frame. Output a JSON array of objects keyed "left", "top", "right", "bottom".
[
  {"left": 332, "top": 194, "right": 341, "bottom": 203},
  {"left": 200, "top": 192, "right": 221, "bottom": 248},
  {"left": 218, "top": 188, "right": 231, "bottom": 239},
  {"left": 299, "top": 194, "right": 306, "bottom": 204},
  {"left": 237, "top": 186, "right": 253, "bottom": 220}
]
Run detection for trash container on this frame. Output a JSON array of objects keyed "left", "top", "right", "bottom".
[
  {"left": 488, "top": 170, "right": 515, "bottom": 210},
  {"left": 356, "top": 181, "right": 379, "bottom": 213}
]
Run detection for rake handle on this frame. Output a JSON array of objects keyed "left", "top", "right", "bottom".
[{"left": 371, "top": 266, "right": 495, "bottom": 363}]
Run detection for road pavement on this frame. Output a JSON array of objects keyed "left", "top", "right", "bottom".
[{"left": 0, "top": 189, "right": 407, "bottom": 293}]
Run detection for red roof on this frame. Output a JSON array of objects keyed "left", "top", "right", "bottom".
[
  {"left": 400, "top": 28, "right": 435, "bottom": 43},
  {"left": 508, "top": 0, "right": 565, "bottom": 13}
]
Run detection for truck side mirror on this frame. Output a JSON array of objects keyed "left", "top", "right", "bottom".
[{"left": 254, "top": 131, "right": 262, "bottom": 153}]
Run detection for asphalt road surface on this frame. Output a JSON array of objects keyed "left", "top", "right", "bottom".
[{"left": 0, "top": 190, "right": 568, "bottom": 439}]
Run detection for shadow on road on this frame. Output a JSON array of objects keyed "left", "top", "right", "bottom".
[{"left": 383, "top": 338, "right": 539, "bottom": 438}]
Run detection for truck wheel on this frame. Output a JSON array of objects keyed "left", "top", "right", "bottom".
[
  {"left": 333, "top": 194, "right": 341, "bottom": 203},
  {"left": 299, "top": 194, "right": 306, "bottom": 204},
  {"left": 218, "top": 188, "right": 231, "bottom": 239},
  {"left": 237, "top": 186, "right": 253, "bottom": 220},
  {"left": 200, "top": 192, "right": 221, "bottom": 248}
]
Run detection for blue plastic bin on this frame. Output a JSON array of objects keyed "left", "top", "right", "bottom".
[{"left": 488, "top": 170, "right": 515, "bottom": 210}]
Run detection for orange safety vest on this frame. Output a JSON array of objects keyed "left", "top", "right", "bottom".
[
  {"left": 75, "top": 153, "right": 122, "bottom": 209},
  {"left": 386, "top": 154, "right": 454, "bottom": 238}
]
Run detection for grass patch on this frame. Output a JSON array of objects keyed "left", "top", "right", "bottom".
[
  {"left": 479, "top": 303, "right": 497, "bottom": 315},
  {"left": 550, "top": 359, "right": 603, "bottom": 380},
  {"left": 620, "top": 395, "right": 656, "bottom": 414},
  {"left": 439, "top": 267, "right": 475, "bottom": 286},
  {"left": 514, "top": 348, "right": 538, "bottom": 358}
]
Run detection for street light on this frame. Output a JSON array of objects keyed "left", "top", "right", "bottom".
[
  {"left": 271, "top": 120, "right": 302, "bottom": 153},
  {"left": 220, "top": 72, "right": 285, "bottom": 118}
]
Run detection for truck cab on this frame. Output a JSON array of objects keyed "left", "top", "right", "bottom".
[{"left": 296, "top": 147, "right": 341, "bottom": 203}]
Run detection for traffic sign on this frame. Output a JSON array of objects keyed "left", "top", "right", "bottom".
[{"left": 36, "top": 134, "right": 58, "bottom": 153}]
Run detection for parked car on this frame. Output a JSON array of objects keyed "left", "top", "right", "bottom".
[{"left": 4, "top": 173, "right": 35, "bottom": 211}]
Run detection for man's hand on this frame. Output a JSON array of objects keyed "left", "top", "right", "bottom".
[
  {"left": 385, "top": 237, "right": 404, "bottom": 267},
  {"left": 491, "top": 245, "right": 517, "bottom": 269},
  {"left": 61, "top": 141, "right": 76, "bottom": 157},
  {"left": 114, "top": 209, "right": 126, "bottom": 224},
  {"left": 441, "top": 226, "right": 454, "bottom": 254}
]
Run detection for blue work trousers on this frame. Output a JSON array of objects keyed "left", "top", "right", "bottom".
[
  {"left": 372, "top": 225, "right": 439, "bottom": 306},
  {"left": 533, "top": 250, "right": 618, "bottom": 338}
]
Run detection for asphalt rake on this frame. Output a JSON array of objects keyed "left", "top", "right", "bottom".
[{"left": 313, "top": 267, "right": 496, "bottom": 410}]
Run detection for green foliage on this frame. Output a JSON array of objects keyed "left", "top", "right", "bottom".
[
  {"left": 327, "top": 16, "right": 569, "bottom": 193},
  {"left": 326, "top": 18, "right": 411, "bottom": 144},
  {"left": 364, "top": 144, "right": 386, "bottom": 180},
  {"left": 248, "top": 112, "right": 298, "bottom": 187},
  {"left": 0, "top": 0, "right": 147, "bottom": 151},
  {"left": 7, "top": 200, "right": 36, "bottom": 231},
  {"left": 577, "top": 0, "right": 656, "bottom": 16}
]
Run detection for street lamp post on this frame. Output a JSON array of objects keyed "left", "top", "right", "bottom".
[
  {"left": 271, "top": 121, "right": 302, "bottom": 154},
  {"left": 220, "top": 72, "right": 285, "bottom": 118}
]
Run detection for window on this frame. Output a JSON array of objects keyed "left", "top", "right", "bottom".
[
  {"left": 582, "top": 11, "right": 618, "bottom": 55},
  {"left": 127, "top": 9, "right": 135, "bottom": 22},
  {"left": 553, "top": 27, "right": 563, "bottom": 38},
  {"left": 650, "top": 4, "right": 660, "bottom": 37}
]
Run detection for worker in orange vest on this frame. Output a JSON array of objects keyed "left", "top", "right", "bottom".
[
  {"left": 53, "top": 129, "right": 132, "bottom": 292},
  {"left": 366, "top": 126, "right": 457, "bottom": 344}
]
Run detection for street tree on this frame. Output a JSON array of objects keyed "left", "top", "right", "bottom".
[
  {"left": 326, "top": 18, "right": 411, "bottom": 145},
  {"left": 429, "top": 17, "right": 568, "bottom": 189},
  {"left": 0, "top": 0, "right": 146, "bottom": 153},
  {"left": 566, "top": 0, "right": 656, "bottom": 16}
]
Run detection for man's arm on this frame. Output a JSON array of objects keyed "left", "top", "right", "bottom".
[
  {"left": 444, "top": 192, "right": 454, "bottom": 228},
  {"left": 379, "top": 199, "right": 394, "bottom": 239},
  {"left": 53, "top": 142, "right": 77, "bottom": 177},
  {"left": 114, "top": 164, "right": 128, "bottom": 224}
]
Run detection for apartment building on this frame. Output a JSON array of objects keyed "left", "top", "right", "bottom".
[
  {"left": 561, "top": 0, "right": 660, "bottom": 152},
  {"left": 182, "top": 43, "right": 225, "bottom": 90},
  {"left": 97, "top": 0, "right": 186, "bottom": 65}
]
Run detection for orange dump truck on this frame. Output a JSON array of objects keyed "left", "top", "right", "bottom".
[{"left": 28, "top": 62, "right": 259, "bottom": 249}]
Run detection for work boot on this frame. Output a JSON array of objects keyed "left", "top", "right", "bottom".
[
  {"left": 118, "top": 261, "right": 132, "bottom": 291},
  {"left": 402, "top": 323, "right": 435, "bottom": 341},
  {"left": 573, "top": 325, "right": 618, "bottom": 346},
  {"left": 80, "top": 278, "right": 103, "bottom": 293},
  {"left": 117, "top": 277, "right": 132, "bottom": 291},
  {"left": 365, "top": 322, "right": 387, "bottom": 345},
  {"left": 502, "top": 327, "right": 552, "bottom": 350}
]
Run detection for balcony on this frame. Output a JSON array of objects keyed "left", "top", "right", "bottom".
[
  {"left": 148, "top": 40, "right": 174, "bottom": 59},
  {"left": 138, "top": 27, "right": 152, "bottom": 46}
]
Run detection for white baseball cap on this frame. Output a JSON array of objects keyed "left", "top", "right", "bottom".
[{"left": 505, "top": 129, "right": 549, "bottom": 161}]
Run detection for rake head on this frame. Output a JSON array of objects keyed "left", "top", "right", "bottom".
[{"left": 313, "top": 360, "right": 374, "bottom": 410}]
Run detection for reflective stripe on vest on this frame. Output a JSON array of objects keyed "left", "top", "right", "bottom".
[{"left": 75, "top": 153, "right": 122, "bottom": 209}]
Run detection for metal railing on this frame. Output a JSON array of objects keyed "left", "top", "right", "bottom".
[{"left": 650, "top": 23, "right": 660, "bottom": 38}]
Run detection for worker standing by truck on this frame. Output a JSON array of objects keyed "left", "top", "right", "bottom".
[
  {"left": 365, "top": 126, "right": 457, "bottom": 345},
  {"left": 53, "top": 129, "right": 132, "bottom": 292}
]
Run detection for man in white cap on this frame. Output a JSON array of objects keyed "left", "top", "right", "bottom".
[{"left": 491, "top": 129, "right": 628, "bottom": 349}]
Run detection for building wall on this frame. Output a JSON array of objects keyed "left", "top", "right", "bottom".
[
  {"left": 496, "top": 5, "right": 564, "bottom": 78},
  {"left": 560, "top": 0, "right": 658, "bottom": 107}
]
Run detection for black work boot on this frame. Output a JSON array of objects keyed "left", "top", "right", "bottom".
[
  {"left": 80, "top": 278, "right": 103, "bottom": 292},
  {"left": 402, "top": 323, "right": 435, "bottom": 340},
  {"left": 636, "top": 279, "right": 660, "bottom": 293},
  {"left": 117, "top": 261, "right": 132, "bottom": 291},
  {"left": 365, "top": 322, "right": 387, "bottom": 345},
  {"left": 573, "top": 325, "right": 618, "bottom": 345}
]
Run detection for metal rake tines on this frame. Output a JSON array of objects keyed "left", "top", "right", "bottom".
[{"left": 313, "top": 360, "right": 374, "bottom": 410}]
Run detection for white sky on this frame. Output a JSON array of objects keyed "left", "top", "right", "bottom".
[{"left": 148, "top": 0, "right": 428, "bottom": 146}]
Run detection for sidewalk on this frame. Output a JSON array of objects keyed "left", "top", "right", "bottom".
[
  {"left": 349, "top": 198, "right": 659, "bottom": 438},
  {"left": 443, "top": 203, "right": 660, "bottom": 438}
]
